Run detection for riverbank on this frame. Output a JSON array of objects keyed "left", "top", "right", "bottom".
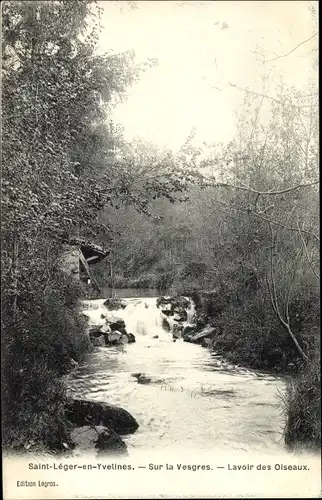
[
  {"left": 175, "top": 289, "right": 315, "bottom": 374},
  {"left": 174, "top": 289, "right": 320, "bottom": 452}
]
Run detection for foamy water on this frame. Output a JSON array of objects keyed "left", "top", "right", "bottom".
[{"left": 67, "top": 297, "right": 287, "bottom": 455}]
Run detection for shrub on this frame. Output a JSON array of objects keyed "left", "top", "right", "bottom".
[
  {"left": 282, "top": 341, "right": 321, "bottom": 451},
  {"left": 1, "top": 251, "right": 88, "bottom": 451}
]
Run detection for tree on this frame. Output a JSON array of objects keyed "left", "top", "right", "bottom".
[{"left": 1, "top": 0, "right": 154, "bottom": 450}]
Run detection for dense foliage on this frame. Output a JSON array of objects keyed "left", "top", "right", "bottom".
[
  {"left": 94, "top": 80, "right": 319, "bottom": 449},
  {"left": 1, "top": 0, "right": 187, "bottom": 451}
]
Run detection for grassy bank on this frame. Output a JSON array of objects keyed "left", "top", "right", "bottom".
[{"left": 283, "top": 347, "right": 321, "bottom": 451}]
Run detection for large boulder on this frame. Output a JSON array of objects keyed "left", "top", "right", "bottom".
[
  {"left": 66, "top": 399, "right": 139, "bottom": 435},
  {"left": 70, "top": 426, "right": 128, "bottom": 456},
  {"left": 103, "top": 298, "right": 127, "bottom": 311},
  {"left": 190, "top": 327, "right": 216, "bottom": 343}
]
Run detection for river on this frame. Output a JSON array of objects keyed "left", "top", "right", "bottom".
[{"left": 67, "top": 295, "right": 287, "bottom": 456}]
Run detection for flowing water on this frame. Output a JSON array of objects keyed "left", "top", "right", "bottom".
[{"left": 67, "top": 296, "right": 286, "bottom": 455}]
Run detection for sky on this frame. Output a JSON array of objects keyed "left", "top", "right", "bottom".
[{"left": 96, "top": 1, "right": 317, "bottom": 152}]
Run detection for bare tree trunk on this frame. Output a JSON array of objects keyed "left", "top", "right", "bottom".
[{"left": 267, "top": 222, "right": 308, "bottom": 361}]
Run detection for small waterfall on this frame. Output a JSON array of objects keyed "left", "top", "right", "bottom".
[
  {"left": 114, "top": 298, "right": 167, "bottom": 338},
  {"left": 82, "top": 297, "right": 170, "bottom": 340},
  {"left": 71, "top": 294, "right": 287, "bottom": 457},
  {"left": 82, "top": 296, "right": 196, "bottom": 340},
  {"left": 185, "top": 297, "right": 196, "bottom": 325}
]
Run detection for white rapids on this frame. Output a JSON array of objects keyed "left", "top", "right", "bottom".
[{"left": 68, "top": 296, "right": 286, "bottom": 455}]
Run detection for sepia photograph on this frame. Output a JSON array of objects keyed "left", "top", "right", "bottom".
[{"left": 1, "top": 1, "right": 320, "bottom": 498}]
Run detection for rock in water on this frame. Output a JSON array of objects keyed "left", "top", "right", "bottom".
[
  {"left": 119, "top": 334, "right": 129, "bottom": 344},
  {"left": 173, "top": 323, "right": 183, "bottom": 336},
  {"left": 190, "top": 327, "right": 216, "bottom": 343},
  {"left": 105, "top": 330, "right": 123, "bottom": 345},
  {"left": 107, "top": 317, "right": 126, "bottom": 332},
  {"left": 132, "top": 373, "right": 152, "bottom": 384},
  {"left": 66, "top": 399, "right": 139, "bottom": 434},
  {"left": 71, "top": 426, "right": 128, "bottom": 456},
  {"left": 182, "top": 325, "right": 196, "bottom": 337},
  {"left": 157, "top": 295, "right": 190, "bottom": 312},
  {"left": 92, "top": 335, "right": 105, "bottom": 346},
  {"left": 127, "top": 333, "right": 136, "bottom": 343},
  {"left": 173, "top": 309, "right": 188, "bottom": 322},
  {"left": 162, "top": 317, "right": 170, "bottom": 332},
  {"left": 89, "top": 326, "right": 103, "bottom": 338},
  {"left": 101, "top": 324, "right": 112, "bottom": 334},
  {"left": 95, "top": 428, "right": 128, "bottom": 456},
  {"left": 103, "top": 298, "right": 127, "bottom": 310},
  {"left": 137, "top": 374, "right": 152, "bottom": 384},
  {"left": 161, "top": 308, "right": 172, "bottom": 316}
]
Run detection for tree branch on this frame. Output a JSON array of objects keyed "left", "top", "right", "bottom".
[
  {"left": 209, "top": 179, "right": 319, "bottom": 196},
  {"left": 229, "top": 81, "right": 316, "bottom": 109},
  {"left": 260, "top": 33, "right": 318, "bottom": 65},
  {"left": 208, "top": 196, "right": 320, "bottom": 243}
]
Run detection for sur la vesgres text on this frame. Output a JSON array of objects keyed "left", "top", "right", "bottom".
[{"left": 27, "top": 462, "right": 309, "bottom": 472}]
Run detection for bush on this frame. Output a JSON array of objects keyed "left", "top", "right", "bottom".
[
  {"left": 283, "top": 342, "right": 321, "bottom": 451},
  {"left": 188, "top": 285, "right": 308, "bottom": 373},
  {"left": 2, "top": 253, "right": 89, "bottom": 451}
]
